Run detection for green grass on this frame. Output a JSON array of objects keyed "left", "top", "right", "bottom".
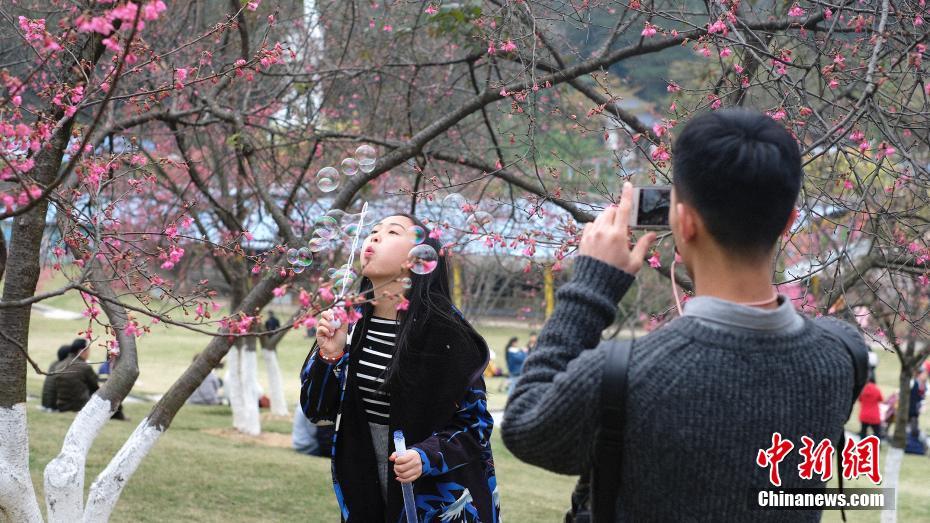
[
  {"left": 25, "top": 402, "right": 576, "bottom": 522},
  {"left": 21, "top": 279, "right": 930, "bottom": 522}
]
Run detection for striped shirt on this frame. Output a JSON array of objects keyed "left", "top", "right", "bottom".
[{"left": 356, "top": 316, "right": 399, "bottom": 424}]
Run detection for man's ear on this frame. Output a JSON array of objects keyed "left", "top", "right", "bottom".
[
  {"left": 781, "top": 207, "right": 799, "bottom": 236},
  {"left": 676, "top": 202, "right": 698, "bottom": 243}
]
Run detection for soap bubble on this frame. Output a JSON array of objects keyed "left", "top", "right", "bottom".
[
  {"left": 297, "top": 247, "right": 313, "bottom": 267},
  {"left": 315, "top": 215, "right": 339, "bottom": 228},
  {"left": 410, "top": 225, "right": 426, "bottom": 245},
  {"left": 407, "top": 244, "right": 439, "bottom": 275},
  {"left": 334, "top": 276, "right": 356, "bottom": 292},
  {"left": 355, "top": 144, "right": 377, "bottom": 173},
  {"left": 467, "top": 211, "right": 493, "bottom": 228},
  {"left": 341, "top": 157, "right": 359, "bottom": 176},
  {"left": 332, "top": 265, "right": 357, "bottom": 280},
  {"left": 286, "top": 248, "right": 299, "bottom": 265},
  {"left": 293, "top": 265, "right": 305, "bottom": 274},
  {"left": 442, "top": 193, "right": 466, "bottom": 211},
  {"left": 308, "top": 237, "right": 327, "bottom": 253},
  {"left": 316, "top": 167, "right": 340, "bottom": 192},
  {"left": 343, "top": 222, "right": 359, "bottom": 237},
  {"left": 399, "top": 277, "right": 412, "bottom": 289},
  {"left": 315, "top": 227, "right": 336, "bottom": 241},
  {"left": 326, "top": 268, "right": 337, "bottom": 279}
]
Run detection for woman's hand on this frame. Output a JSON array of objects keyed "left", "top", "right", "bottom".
[
  {"left": 315, "top": 309, "right": 348, "bottom": 359},
  {"left": 390, "top": 450, "right": 423, "bottom": 483}
]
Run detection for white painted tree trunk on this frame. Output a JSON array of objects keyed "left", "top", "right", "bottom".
[
  {"left": 0, "top": 403, "right": 43, "bottom": 523},
  {"left": 262, "top": 349, "right": 289, "bottom": 417},
  {"left": 880, "top": 446, "right": 904, "bottom": 523},
  {"left": 83, "top": 417, "right": 164, "bottom": 522},
  {"left": 240, "top": 348, "right": 261, "bottom": 435},
  {"left": 44, "top": 395, "right": 114, "bottom": 522},
  {"left": 225, "top": 344, "right": 245, "bottom": 431}
]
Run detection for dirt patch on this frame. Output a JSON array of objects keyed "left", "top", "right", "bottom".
[{"left": 202, "top": 427, "right": 293, "bottom": 448}]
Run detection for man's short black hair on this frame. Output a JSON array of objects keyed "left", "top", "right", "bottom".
[
  {"left": 672, "top": 109, "right": 803, "bottom": 258},
  {"left": 70, "top": 338, "right": 87, "bottom": 354}
]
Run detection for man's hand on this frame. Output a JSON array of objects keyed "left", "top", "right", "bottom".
[
  {"left": 390, "top": 450, "right": 423, "bottom": 484},
  {"left": 579, "top": 182, "right": 658, "bottom": 275}
]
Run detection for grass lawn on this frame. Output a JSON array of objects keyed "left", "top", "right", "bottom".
[{"left": 20, "top": 276, "right": 930, "bottom": 522}]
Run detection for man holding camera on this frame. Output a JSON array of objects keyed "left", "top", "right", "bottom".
[{"left": 502, "top": 109, "right": 866, "bottom": 521}]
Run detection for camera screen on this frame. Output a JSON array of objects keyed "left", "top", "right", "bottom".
[{"left": 637, "top": 187, "right": 671, "bottom": 227}]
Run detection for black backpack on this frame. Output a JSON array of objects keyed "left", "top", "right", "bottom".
[{"left": 565, "top": 318, "right": 870, "bottom": 523}]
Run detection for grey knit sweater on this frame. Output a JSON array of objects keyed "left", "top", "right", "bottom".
[{"left": 502, "top": 256, "right": 861, "bottom": 522}]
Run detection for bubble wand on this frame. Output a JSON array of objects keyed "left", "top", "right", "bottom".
[
  {"left": 393, "top": 430, "right": 418, "bottom": 523},
  {"left": 330, "top": 202, "right": 369, "bottom": 330}
]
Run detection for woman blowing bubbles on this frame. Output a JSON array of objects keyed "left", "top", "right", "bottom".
[{"left": 300, "top": 213, "right": 501, "bottom": 522}]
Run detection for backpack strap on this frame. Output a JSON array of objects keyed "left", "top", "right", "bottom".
[
  {"left": 814, "top": 317, "right": 870, "bottom": 418},
  {"left": 814, "top": 317, "right": 870, "bottom": 523},
  {"left": 591, "top": 339, "right": 633, "bottom": 523}
]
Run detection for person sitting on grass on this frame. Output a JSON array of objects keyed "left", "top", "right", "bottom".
[
  {"left": 40, "top": 345, "right": 71, "bottom": 411},
  {"left": 54, "top": 339, "right": 99, "bottom": 412},
  {"left": 502, "top": 109, "right": 867, "bottom": 522}
]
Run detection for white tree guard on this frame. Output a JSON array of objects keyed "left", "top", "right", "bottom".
[
  {"left": 44, "top": 395, "right": 113, "bottom": 522},
  {"left": 262, "top": 349, "right": 289, "bottom": 417},
  {"left": 240, "top": 349, "right": 261, "bottom": 435},
  {"left": 0, "top": 403, "right": 43, "bottom": 523},
  {"left": 83, "top": 418, "right": 163, "bottom": 522},
  {"left": 225, "top": 345, "right": 245, "bottom": 431},
  {"left": 880, "top": 446, "right": 904, "bottom": 523}
]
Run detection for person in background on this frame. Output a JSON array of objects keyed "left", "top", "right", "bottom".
[
  {"left": 292, "top": 402, "right": 335, "bottom": 457},
  {"left": 40, "top": 345, "right": 71, "bottom": 411},
  {"left": 54, "top": 339, "right": 99, "bottom": 412},
  {"left": 868, "top": 348, "right": 878, "bottom": 382},
  {"left": 526, "top": 332, "right": 538, "bottom": 353},
  {"left": 504, "top": 337, "right": 528, "bottom": 396},
  {"left": 265, "top": 310, "right": 281, "bottom": 332},
  {"left": 187, "top": 354, "right": 225, "bottom": 405},
  {"left": 858, "top": 376, "right": 884, "bottom": 439},
  {"left": 909, "top": 368, "right": 927, "bottom": 438}
]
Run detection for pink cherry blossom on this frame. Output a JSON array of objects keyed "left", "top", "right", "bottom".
[
  {"left": 641, "top": 23, "right": 657, "bottom": 37},
  {"left": 500, "top": 40, "right": 517, "bottom": 53},
  {"left": 272, "top": 286, "right": 287, "bottom": 297},
  {"left": 788, "top": 4, "right": 805, "bottom": 17},
  {"left": 648, "top": 253, "right": 662, "bottom": 269},
  {"left": 425, "top": 4, "right": 438, "bottom": 15},
  {"left": 707, "top": 20, "right": 728, "bottom": 35}
]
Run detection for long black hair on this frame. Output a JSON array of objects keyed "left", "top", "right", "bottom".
[{"left": 355, "top": 213, "right": 478, "bottom": 392}]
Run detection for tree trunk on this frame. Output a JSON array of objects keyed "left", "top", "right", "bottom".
[
  {"left": 225, "top": 343, "right": 245, "bottom": 430},
  {"left": 892, "top": 368, "right": 911, "bottom": 448},
  {"left": 82, "top": 270, "right": 286, "bottom": 515},
  {"left": 262, "top": 347, "right": 289, "bottom": 417},
  {"left": 44, "top": 396, "right": 114, "bottom": 522},
  {"left": 0, "top": 103, "right": 73, "bottom": 523},
  {"left": 240, "top": 337, "right": 261, "bottom": 435},
  {"left": 41, "top": 211, "right": 142, "bottom": 523},
  {"left": 0, "top": 404, "right": 42, "bottom": 523},
  {"left": 83, "top": 417, "right": 163, "bottom": 522}
]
